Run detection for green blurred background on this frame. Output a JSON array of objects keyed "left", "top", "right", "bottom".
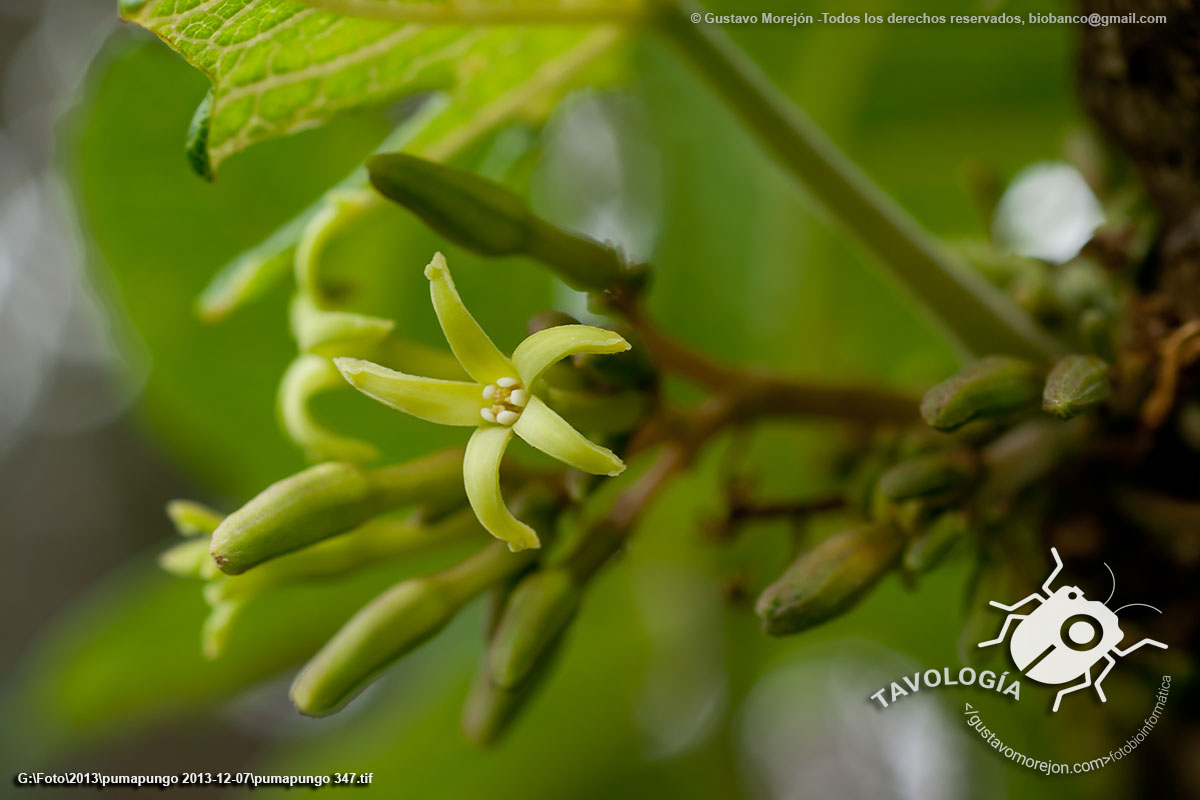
[{"left": 0, "top": 0, "right": 1138, "bottom": 796}]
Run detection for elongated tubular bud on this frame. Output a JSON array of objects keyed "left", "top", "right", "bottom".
[
  {"left": 920, "top": 356, "right": 1042, "bottom": 431},
  {"left": 1042, "top": 354, "right": 1109, "bottom": 420},
  {"left": 368, "top": 153, "right": 528, "bottom": 254},
  {"left": 524, "top": 218, "right": 635, "bottom": 292},
  {"left": 290, "top": 540, "right": 535, "bottom": 716},
  {"left": 210, "top": 449, "right": 464, "bottom": 574},
  {"left": 462, "top": 641, "right": 561, "bottom": 748},
  {"left": 210, "top": 463, "right": 376, "bottom": 575},
  {"left": 366, "top": 154, "right": 628, "bottom": 291},
  {"left": 487, "top": 569, "right": 581, "bottom": 690},
  {"left": 903, "top": 510, "right": 969, "bottom": 573},
  {"left": 166, "top": 500, "right": 223, "bottom": 536},
  {"left": 876, "top": 451, "right": 975, "bottom": 502},
  {"left": 209, "top": 508, "right": 484, "bottom": 605},
  {"left": 198, "top": 511, "right": 482, "bottom": 654},
  {"left": 755, "top": 523, "right": 903, "bottom": 636}
]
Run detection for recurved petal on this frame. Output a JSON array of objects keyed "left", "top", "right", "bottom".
[
  {"left": 513, "top": 396, "right": 625, "bottom": 477},
  {"left": 511, "top": 324, "right": 631, "bottom": 386},
  {"left": 289, "top": 293, "right": 393, "bottom": 357},
  {"left": 463, "top": 426, "right": 541, "bottom": 552},
  {"left": 335, "top": 357, "right": 482, "bottom": 426},
  {"left": 424, "top": 253, "right": 513, "bottom": 385}
]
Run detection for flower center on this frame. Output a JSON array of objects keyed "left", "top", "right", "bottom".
[{"left": 480, "top": 377, "right": 528, "bottom": 426}]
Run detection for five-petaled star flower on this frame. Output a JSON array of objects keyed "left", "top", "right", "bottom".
[{"left": 335, "top": 253, "right": 629, "bottom": 551}]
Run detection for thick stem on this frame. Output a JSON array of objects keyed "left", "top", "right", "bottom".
[{"left": 656, "top": 2, "right": 1061, "bottom": 363}]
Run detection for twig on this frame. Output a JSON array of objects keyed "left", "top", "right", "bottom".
[
  {"left": 614, "top": 294, "right": 919, "bottom": 425},
  {"left": 1141, "top": 320, "right": 1200, "bottom": 429},
  {"left": 705, "top": 494, "right": 844, "bottom": 541},
  {"left": 729, "top": 496, "right": 845, "bottom": 522}
]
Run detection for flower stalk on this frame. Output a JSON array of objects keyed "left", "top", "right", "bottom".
[{"left": 656, "top": 1, "right": 1061, "bottom": 362}]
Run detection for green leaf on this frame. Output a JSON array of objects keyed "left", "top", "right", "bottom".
[{"left": 120, "top": 0, "right": 626, "bottom": 178}]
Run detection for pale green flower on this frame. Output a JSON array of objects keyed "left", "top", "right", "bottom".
[{"left": 335, "top": 253, "right": 629, "bottom": 551}]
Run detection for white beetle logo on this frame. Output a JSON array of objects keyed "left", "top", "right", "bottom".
[{"left": 978, "top": 548, "right": 1167, "bottom": 712}]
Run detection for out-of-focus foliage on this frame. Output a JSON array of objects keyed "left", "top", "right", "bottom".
[{"left": 4, "top": 0, "right": 1123, "bottom": 797}]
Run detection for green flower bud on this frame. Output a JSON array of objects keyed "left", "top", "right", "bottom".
[
  {"left": 1042, "top": 354, "right": 1109, "bottom": 420},
  {"left": 291, "top": 577, "right": 455, "bottom": 715},
  {"left": 211, "top": 463, "right": 380, "bottom": 575},
  {"left": 755, "top": 523, "right": 903, "bottom": 636},
  {"left": 366, "top": 154, "right": 628, "bottom": 291},
  {"left": 462, "top": 648, "right": 558, "bottom": 748},
  {"left": 211, "top": 450, "right": 464, "bottom": 575},
  {"left": 488, "top": 569, "right": 580, "bottom": 690},
  {"left": 209, "top": 509, "right": 483, "bottom": 606},
  {"left": 903, "top": 510, "right": 969, "bottom": 573},
  {"left": 291, "top": 541, "right": 533, "bottom": 716},
  {"left": 876, "top": 451, "right": 975, "bottom": 502},
  {"left": 166, "top": 500, "right": 223, "bottom": 536},
  {"left": 368, "top": 153, "right": 529, "bottom": 255},
  {"left": 920, "top": 356, "right": 1043, "bottom": 431}
]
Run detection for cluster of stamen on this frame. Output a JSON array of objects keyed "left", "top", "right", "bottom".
[{"left": 480, "top": 376, "right": 528, "bottom": 426}]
